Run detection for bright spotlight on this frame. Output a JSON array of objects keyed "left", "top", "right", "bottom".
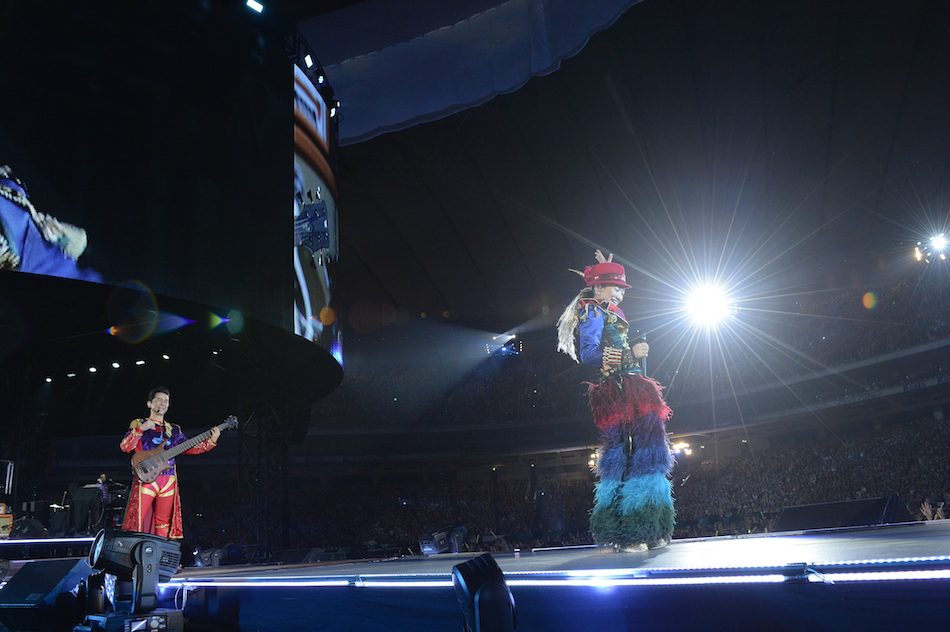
[
  {"left": 135, "top": 360, "right": 146, "bottom": 366},
  {"left": 931, "top": 234, "right": 947, "bottom": 252},
  {"left": 246, "top": 0, "right": 264, "bottom": 13},
  {"left": 66, "top": 372, "right": 76, "bottom": 378},
  {"left": 304, "top": 54, "right": 313, "bottom": 68},
  {"left": 685, "top": 284, "right": 734, "bottom": 327},
  {"left": 45, "top": 377, "right": 52, "bottom": 383},
  {"left": 112, "top": 362, "right": 121, "bottom": 369},
  {"left": 162, "top": 354, "right": 170, "bottom": 360},
  {"left": 88, "top": 366, "right": 97, "bottom": 373}
]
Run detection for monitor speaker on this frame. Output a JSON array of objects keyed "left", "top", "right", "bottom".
[{"left": 0, "top": 558, "right": 92, "bottom": 631}]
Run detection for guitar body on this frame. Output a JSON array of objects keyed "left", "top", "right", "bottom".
[
  {"left": 128, "top": 416, "right": 238, "bottom": 483},
  {"left": 130, "top": 447, "right": 171, "bottom": 484}
]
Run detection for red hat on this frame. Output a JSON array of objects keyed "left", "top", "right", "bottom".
[{"left": 583, "top": 261, "right": 631, "bottom": 288}]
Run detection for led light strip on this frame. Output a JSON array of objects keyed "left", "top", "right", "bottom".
[
  {"left": 0, "top": 537, "right": 94, "bottom": 545},
  {"left": 809, "top": 570, "right": 950, "bottom": 582}
]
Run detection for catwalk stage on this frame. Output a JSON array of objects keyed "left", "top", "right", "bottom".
[
  {"left": 2, "top": 521, "right": 949, "bottom": 630},
  {"left": 147, "top": 520, "right": 950, "bottom": 631}
]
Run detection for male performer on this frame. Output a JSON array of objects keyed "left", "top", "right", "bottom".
[
  {"left": 557, "top": 250, "right": 674, "bottom": 551},
  {"left": 119, "top": 387, "right": 219, "bottom": 538}
]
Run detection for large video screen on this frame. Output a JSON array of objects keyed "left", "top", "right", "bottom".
[
  {"left": 0, "top": 3, "right": 292, "bottom": 330},
  {"left": 294, "top": 65, "right": 341, "bottom": 361}
]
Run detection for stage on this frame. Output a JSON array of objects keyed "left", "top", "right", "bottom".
[{"left": 156, "top": 520, "right": 950, "bottom": 630}]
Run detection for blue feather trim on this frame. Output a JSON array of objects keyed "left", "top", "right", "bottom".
[
  {"left": 594, "top": 479, "right": 621, "bottom": 509},
  {"left": 631, "top": 443, "right": 674, "bottom": 476},
  {"left": 619, "top": 474, "right": 674, "bottom": 515},
  {"left": 597, "top": 442, "right": 627, "bottom": 481}
]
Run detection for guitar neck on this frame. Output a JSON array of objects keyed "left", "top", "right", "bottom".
[{"left": 163, "top": 425, "right": 217, "bottom": 461}]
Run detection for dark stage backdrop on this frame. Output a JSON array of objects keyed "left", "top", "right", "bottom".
[{"left": 0, "top": 2, "right": 292, "bottom": 329}]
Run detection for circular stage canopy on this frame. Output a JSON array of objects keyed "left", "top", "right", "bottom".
[{"left": 0, "top": 272, "right": 342, "bottom": 442}]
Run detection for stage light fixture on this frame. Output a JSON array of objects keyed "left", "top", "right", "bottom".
[
  {"left": 112, "top": 362, "right": 121, "bottom": 369},
  {"left": 246, "top": 0, "right": 264, "bottom": 13},
  {"left": 317, "top": 73, "right": 325, "bottom": 85},
  {"left": 67, "top": 372, "right": 77, "bottom": 378},
  {"left": 304, "top": 54, "right": 313, "bottom": 68},
  {"left": 89, "top": 366, "right": 97, "bottom": 373},
  {"left": 452, "top": 553, "right": 517, "bottom": 632},
  {"left": 162, "top": 354, "right": 170, "bottom": 360},
  {"left": 685, "top": 284, "right": 735, "bottom": 328},
  {"left": 135, "top": 360, "right": 145, "bottom": 366},
  {"left": 45, "top": 377, "right": 52, "bottom": 383},
  {"left": 931, "top": 233, "right": 947, "bottom": 252},
  {"left": 88, "top": 529, "right": 181, "bottom": 614}
]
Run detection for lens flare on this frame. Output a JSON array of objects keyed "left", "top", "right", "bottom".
[
  {"left": 106, "top": 281, "right": 159, "bottom": 344},
  {"left": 862, "top": 291, "right": 878, "bottom": 310}
]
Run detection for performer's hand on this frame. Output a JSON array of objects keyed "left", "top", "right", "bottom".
[
  {"left": 139, "top": 419, "right": 156, "bottom": 432},
  {"left": 632, "top": 342, "right": 650, "bottom": 359},
  {"left": 594, "top": 249, "right": 613, "bottom": 264},
  {"left": 210, "top": 427, "right": 221, "bottom": 443}
]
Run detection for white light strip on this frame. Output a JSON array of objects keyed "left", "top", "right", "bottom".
[
  {"left": 0, "top": 537, "right": 95, "bottom": 545},
  {"left": 531, "top": 544, "right": 598, "bottom": 552},
  {"left": 815, "top": 555, "right": 950, "bottom": 566},
  {"left": 161, "top": 580, "right": 350, "bottom": 588},
  {"left": 508, "top": 574, "right": 787, "bottom": 587},
  {"left": 357, "top": 580, "right": 454, "bottom": 588},
  {"left": 809, "top": 570, "right": 950, "bottom": 583}
]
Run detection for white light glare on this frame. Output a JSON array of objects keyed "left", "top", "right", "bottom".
[
  {"left": 162, "top": 354, "right": 170, "bottom": 360},
  {"left": 304, "top": 55, "right": 313, "bottom": 68},
  {"left": 88, "top": 367, "right": 97, "bottom": 373},
  {"left": 45, "top": 377, "right": 52, "bottom": 383},
  {"left": 931, "top": 234, "right": 947, "bottom": 253},
  {"left": 112, "top": 362, "right": 120, "bottom": 369},
  {"left": 246, "top": 0, "right": 264, "bottom": 13},
  {"left": 685, "top": 284, "right": 734, "bottom": 327},
  {"left": 135, "top": 360, "right": 146, "bottom": 366}
]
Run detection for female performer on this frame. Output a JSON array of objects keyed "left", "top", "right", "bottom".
[{"left": 557, "top": 251, "right": 674, "bottom": 550}]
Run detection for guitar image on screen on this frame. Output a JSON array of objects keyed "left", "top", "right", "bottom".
[{"left": 130, "top": 416, "right": 238, "bottom": 483}]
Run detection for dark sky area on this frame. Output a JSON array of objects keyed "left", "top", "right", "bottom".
[{"left": 329, "top": 0, "right": 949, "bottom": 338}]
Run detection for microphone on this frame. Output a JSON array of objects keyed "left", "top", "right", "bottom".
[{"left": 632, "top": 331, "right": 647, "bottom": 376}]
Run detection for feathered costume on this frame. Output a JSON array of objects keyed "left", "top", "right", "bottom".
[{"left": 557, "top": 258, "right": 675, "bottom": 548}]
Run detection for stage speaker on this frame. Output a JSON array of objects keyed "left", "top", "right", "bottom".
[
  {"left": 420, "top": 525, "right": 467, "bottom": 555},
  {"left": 0, "top": 558, "right": 92, "bottom": 631},
  {"left": 9, "top": 517, "right": 48, "bottom": 539},
  {"left": 774, "top": 495, "right": 912, "bottom": 531}
]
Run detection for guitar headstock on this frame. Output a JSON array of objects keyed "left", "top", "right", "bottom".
[{"left": 221, "top": 415, "right": 239, "bottom": 431}]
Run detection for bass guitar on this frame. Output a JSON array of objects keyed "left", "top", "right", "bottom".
[{"left": 130, "top": 416, "right": 238, "bottom": 483}]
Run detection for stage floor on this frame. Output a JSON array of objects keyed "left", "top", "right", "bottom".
[
  {"left": 159, "top": 521, "right": 950, "bottom": 631},
  {"left": 171, "top": 519, "right": 950, "bottom": 583}
]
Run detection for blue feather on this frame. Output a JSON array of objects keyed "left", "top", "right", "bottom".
[
  {"left": 594, "top": 479, "right": 621, "bottom": 509},
  {"left": 619, "top": 474, "right": 673, "bottom": 515},
  {"left": 597, "top": 442, "right": 627, "bottom": 481},
  {"left": 631, "top": 443, "right": 674, "bottom": 476}
]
